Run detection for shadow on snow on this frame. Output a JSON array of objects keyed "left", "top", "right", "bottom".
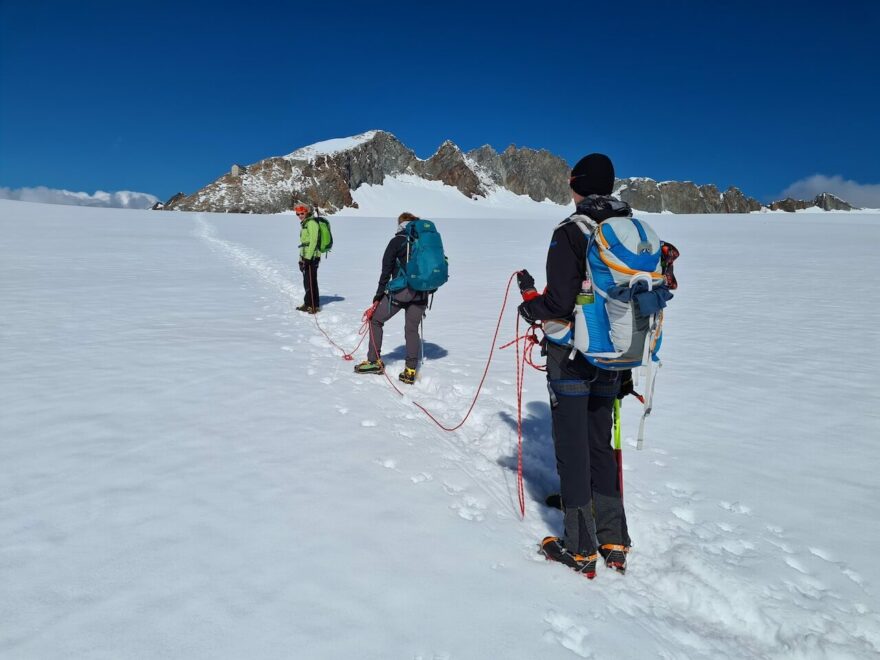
[
  {"left": 497, "top": 400, "right": 562, "bottom": 529},
  {"left": 317, "top": 294, "right": 345, "bottom": 307},
  {"left": 382, "top": 342, "right": 449, "bottom": 363}
]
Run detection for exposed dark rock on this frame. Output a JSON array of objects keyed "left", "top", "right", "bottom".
[
  {"left": 412, "top": 141, "right": 485, "bottom": 198},
  {"left": 769, "top": 197, "right": 809, "bottom": 212},
  {"left": 156, "top": 192, "right": 186, "bottom": 210},
  {"left": 814, "top": 192, "right": 856, "bottom": 211},
  {"left": 769, "top": 193, "right": 857, "bottom": 212},
  {"left": 698, "top": 184, "right": 725, "bottom": 213},
  {"left": 722, "top": 187, "right": 763, "bottom": 213},
  {"left": 613, "top": 178, "right": 663, "bottom": 212},
  {"left": 465, "top": 144, "right": 570, "bottom": 203},
  {"left": 466, "top": 145, "right": 505, "bottom": 186},
  {"left": 613, "top": 177, "right": 762, "bottom": 213},
  {"left": 658, "top": 182, "right": 710, "bottom": 213},
  {"left": 498, "top": 146, "right": 571, "bottom": 204},
  {"left": 614, "top": 178, "right": 761, "bottom": 213}
]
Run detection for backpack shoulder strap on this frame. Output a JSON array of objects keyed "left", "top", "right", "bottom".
[
  {"left": 389, "top": 231, "right": 409, "bottom": 275},
  {"left": 564, "top": 213, "right": 598, "bottom": 237},
  {"left": 565, "top": 215, "right": 600, "bottom": 285}
]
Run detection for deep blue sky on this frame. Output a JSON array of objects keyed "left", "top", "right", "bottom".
[{"left": 1, "top": 0, "right": 878, "bottom": 203}]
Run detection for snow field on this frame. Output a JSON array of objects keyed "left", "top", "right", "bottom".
[{"left": 1, "top": 199, "right": 879, "bottom": 658}]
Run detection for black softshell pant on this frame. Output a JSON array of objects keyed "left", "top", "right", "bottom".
[
  {"left": 302, "top": 257, "right": 320, "bottom": 308},
  {"left": 546, "top": 342, "right": 630, "bottom": 555}
]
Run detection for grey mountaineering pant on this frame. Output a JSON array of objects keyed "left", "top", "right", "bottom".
[{"left": 367, "top": 290, "right": 426, "bottom": 370}]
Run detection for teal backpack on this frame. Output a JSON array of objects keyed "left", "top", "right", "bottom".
[{"left": 388, "top": 220, "right": 449, "bottom": 292}]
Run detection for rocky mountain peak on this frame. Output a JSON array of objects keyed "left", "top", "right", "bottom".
[
  {"left": 155, "top": 131, "right": 858, "bottom": 215},
  {"left": 496, "top": 146, "right": 570, "bottom": 203},
  {"left": 613, "top": 178, "right": 763, "bottom": 213},
  {"left": 434, "top": 139, "right": 461, "bottom": 153},
  {"left": 413, "top": 141, "right": 484, "bottom": 199},
  {"left": 284, "top": 129, "right": 386, "bottom": 161},
  {"left": 160, "top": 132, "right": 575, "bottom": 213},
  {"left": 769, "top": 192, "right": 857, "bottom": 212}
]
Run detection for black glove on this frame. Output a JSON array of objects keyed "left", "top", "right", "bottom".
[
  {"left": 518, "top": 301, "right": 536, "bottom": 324},
  {"left": 298, "top": 260, "right": 305, "bottom": 272},
  {"left": 517, "top": 269, "right": 535, "bottom": 293},
  {"left": 617, "top": 370, "right": 635, "bottom": 399},
  {"left": 373, "top": 293, "right": 384, "bottom": 303}
]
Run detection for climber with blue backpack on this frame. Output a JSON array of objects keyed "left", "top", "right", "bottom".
[
  {"left": 354, "top": 212, "right": 449, "bottom": 384},
  {"left": 517, "top": 153, "right": 676, "bottom": 579}
]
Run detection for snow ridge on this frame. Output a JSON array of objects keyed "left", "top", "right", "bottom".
[{"left": 284, "top": 130, "right": 380, "bottom": 162}]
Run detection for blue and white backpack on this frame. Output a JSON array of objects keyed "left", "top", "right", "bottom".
[
  {"left": 545, "top": 213, "right": 674, "bottom": 447},
  {"left": 387, "top": 220, "right": 449, "bottom": 293},
  {"left": 575, "top": 215, "right": 670, "bottom": 368}
]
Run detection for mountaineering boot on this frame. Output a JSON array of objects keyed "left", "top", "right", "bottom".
[
  {"left": 296, "top": 304, "right": 320, "bottom": 314},
  {"left": 593, "top": 492, "right": 631, "bottom": 573},
  {"left": 599, "top": 544, "right": 629, "bottom": 574},
  {"left": 398, "top": 367, "right": 417, "bottom": 385},
  {"left": 538, "top": 537, "right": 598, "bottom": 579},
  {"left": 354, "top": 359, "right": 384, "bottom": 375}
]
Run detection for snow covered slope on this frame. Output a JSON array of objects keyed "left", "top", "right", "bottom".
[
  {"left": 1, "top": 199, "right": 879, "bottom": 658},
  {"left": 284, "top": 130, "right": 381, "bottom": 161},
  {"left": 336, "top": 173, "right": 571, "bottom": 220}
]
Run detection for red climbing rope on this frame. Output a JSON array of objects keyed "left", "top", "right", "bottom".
[
  {"left": 364, "top": 272, "right": 521, "bottom": 433},
  {"left": 501, "top": 314, "right": 547, "bottom": 518},
  {"left": 294, "top": 265, "right": 373, "bottom": 361},
  {"left": 298, "top": 269, "right": 547, "bottom": 518}
]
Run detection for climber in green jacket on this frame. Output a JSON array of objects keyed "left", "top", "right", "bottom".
[{"left": 296, "top": 203, "right": 321, "bottom": 313}]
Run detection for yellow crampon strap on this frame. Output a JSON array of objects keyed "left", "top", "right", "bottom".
[{"left": 600, "top": 544, "right": 630, "bottom": 553}]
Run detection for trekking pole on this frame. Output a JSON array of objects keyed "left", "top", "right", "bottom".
[
  {"left": 636, "top": 372, "right": 655, "bottom": 451},
  {"left": 419, "top": 316, "right": 425, "bottom": 377},
  {"left": 632, "top": 309, "right": 662, "bottom": 451}
]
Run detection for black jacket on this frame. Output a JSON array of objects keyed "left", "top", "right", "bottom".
[
  {"left": 375, "top": 232, "right": 408, "bottom": 298},
  {"left": 520, "top": 196, "right": 633, "bottom": 322},
  {"left": 520, "top": 222, "right": 586, "bottom": 321}
]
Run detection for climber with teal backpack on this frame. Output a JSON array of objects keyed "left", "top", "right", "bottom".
[{"left": 355, "top": 212, "right": 448, "bottom": 384}]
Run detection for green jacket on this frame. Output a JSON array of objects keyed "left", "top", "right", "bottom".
[{"left": 299, "top": 217, "right": 319, "bottom": 260}]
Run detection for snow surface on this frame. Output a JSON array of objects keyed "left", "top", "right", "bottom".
[
  {"left": 1, "top": 199, "right": 879, "bottom": 659},
  {"left": 285, "top": 130, "right": 380, "bottom": 161}
]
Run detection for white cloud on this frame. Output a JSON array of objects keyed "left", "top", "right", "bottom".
[
  {"left": 0, "top": 186, "right": 159, "bottom": 209},
  {"left": 780, "top": 175, "right": 880, "bottom": 209}
]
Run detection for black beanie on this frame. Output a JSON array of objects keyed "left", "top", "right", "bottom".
[{"left": 570, "top": 153, "right": 615, "bottom": 197}]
